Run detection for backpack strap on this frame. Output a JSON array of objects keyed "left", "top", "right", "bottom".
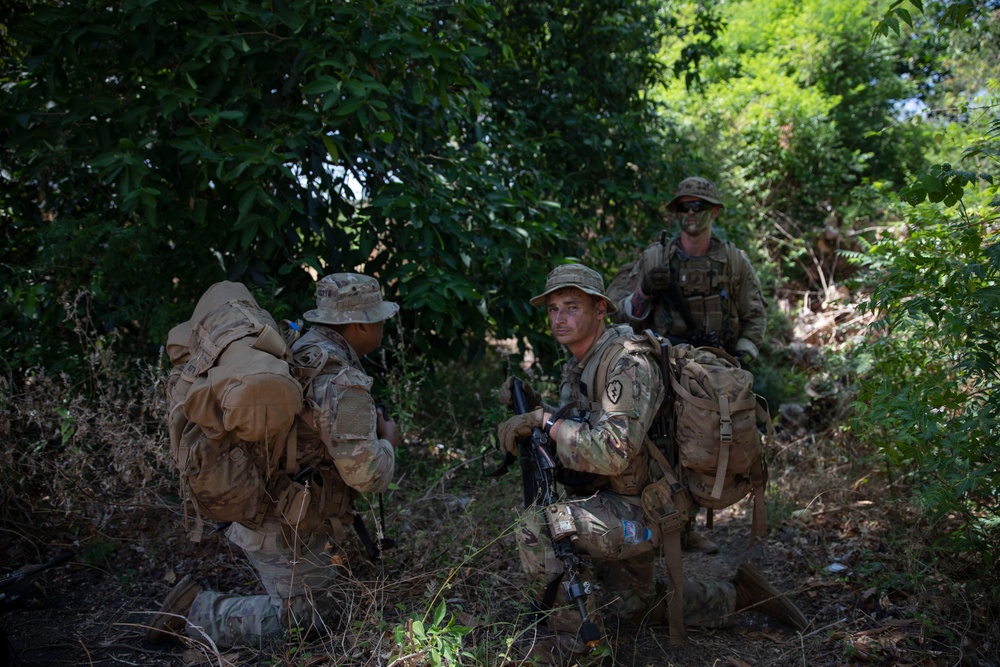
[
  {"left": 578, "top": 326, "right": 631, "bottom": 414},
  {"left": 644, "top": 439, "right": 688, "bottom": 645}
]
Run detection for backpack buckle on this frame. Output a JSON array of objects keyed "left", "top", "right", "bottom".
[{"left": 719, "top": 416, "right": 733, "bottom": 442}]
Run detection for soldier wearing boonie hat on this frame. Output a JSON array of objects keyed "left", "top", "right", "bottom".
[
  {"left": 147, "top": 271, "right": 404, "bottom": 651},
  {"left": 494, "top": 260, "right": 805, "bottom": 665},
  {"left": 610, "top": 175, "right": 767, "bottom": 557},
  {"left": 529, "top": 263, "right": 617, "bottom": 315}
]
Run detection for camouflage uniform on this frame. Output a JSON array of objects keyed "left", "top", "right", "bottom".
[
  {"left": 517, "top": 321, "right": 739, "bottom": 660},
  {"left": 612, "top": 177, "right": 766, "bottom": 362},
  {"left": 615, "top": 236, "right": 766, "bottom": 360},
  {"left": 185, "top": 274, "right": 398, "bottom": 648}
]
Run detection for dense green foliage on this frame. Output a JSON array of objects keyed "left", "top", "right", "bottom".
[
  {"left": 854, "top": 0, "right": 1000, "bottom": 558},
  {"left": 853, "top": 183, "right": 999, "bottom": 557},
  {"left": 656, "top": 0, "right": 933, "bottom": 291},
  {"left": 0, "top": 0, "right": 677, "bottom": 374}
]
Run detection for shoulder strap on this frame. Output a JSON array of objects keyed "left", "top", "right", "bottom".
[{"left": 579, "top": 326, "right": 631, "bottom": 414}]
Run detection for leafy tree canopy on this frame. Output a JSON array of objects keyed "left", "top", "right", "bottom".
[{"left": 0, "top": 0, "right": 678, "bottom": 376}]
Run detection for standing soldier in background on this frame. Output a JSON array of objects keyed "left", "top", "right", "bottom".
[
  {"left": 497, "top": 264, "right": 805, "bottom": 666},
  {"left": 148, "top": 273, "right": 401, "bottom": 648},
  {"left": 611, "top": 176, "right": 767, "bottom": 555}
]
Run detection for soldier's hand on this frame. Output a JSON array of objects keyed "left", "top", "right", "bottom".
[
  {"left": 640, "top": 267, "right": 673, "bottom": 295},
  {"left": 377, "top": 408, "right": 401, "bottom": 448},
  {"left": 497, "top": 376, "right": 541, "bottom": 410},
  {"left": 496, "top": 408, "right": 543, "bottom": 455}
]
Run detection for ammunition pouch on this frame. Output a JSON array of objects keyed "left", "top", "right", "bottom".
[{"left": 270, "top": 467, "right": 355, "bottom": 538}]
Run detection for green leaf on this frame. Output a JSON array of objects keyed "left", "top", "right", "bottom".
[
  {"left": 321, "top": 135, "right": 340, "bottom": 163},
  {"left": 433, "top": 600, "right": 446, "bottom": 626}
]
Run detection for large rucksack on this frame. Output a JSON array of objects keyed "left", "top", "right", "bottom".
[
  {"left": 581, "top": 330, "right": 771, "bottom": 645},
  {"left": 667, "top": 343, "right": 770, "bottom": 538},
  {"left": 165, "top": 282, "right": 304, "bottom": 537},
  {"left": 581, "top": 331, "right": 770, "bottom": 529}
]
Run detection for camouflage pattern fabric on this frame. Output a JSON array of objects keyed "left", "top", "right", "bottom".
[
  {"left": 186, "top": 520, "right": 338, "bottom": 648},
  {"left": 516, "top": 326, "right": 737, "bottom": 663},
  {"left": 292, "top": 326, "right": 395, "bottom": 494},
  {"left": 553, "top": 327, "right": 662, "bottom": 482},
  {"left": 614, "top": 237, "right": 766, "bottom": 358}
]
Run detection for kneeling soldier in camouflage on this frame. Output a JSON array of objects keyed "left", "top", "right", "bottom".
[
  {"left": 497, "top": 264, "right": 807, "bottom": 665},
  {"left": 148, "top": 274, "right": 402, "bottom": 648}
]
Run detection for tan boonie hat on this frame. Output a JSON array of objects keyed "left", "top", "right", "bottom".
[
  {"left": 529, "top": 263, "right": 618, "bottom": 314},
  {"left": 303, "top": 273, "right": 399, "bottom": 325},
  {"left": 665, "top": 176, "right": 725, "bottom": 211}
]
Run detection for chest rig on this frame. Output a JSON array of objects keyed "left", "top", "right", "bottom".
[{"left": 654, "top": 238, "right": 737, "bottom": 348}]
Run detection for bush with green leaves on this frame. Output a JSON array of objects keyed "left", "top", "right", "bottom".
[
  {"left": 0, "top": 0, "right": 681, "bottom": 381},
  {"left": 852, "top": 171, "right": 998, "bottom": 560}
]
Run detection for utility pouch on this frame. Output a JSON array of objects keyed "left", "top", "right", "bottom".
[
  {"left": 640, "top": 473, "right": 691, "bottom": 537},
  {"left": 703, "top": 295, "right": 723, "bottom": 332}
]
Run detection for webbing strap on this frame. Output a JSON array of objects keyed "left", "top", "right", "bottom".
[
  {"left": 663, "top": 527, "right": 686, "bottom": 645},
  {"left": 645, "top": 437, "right": 687, "bottom": 644}
]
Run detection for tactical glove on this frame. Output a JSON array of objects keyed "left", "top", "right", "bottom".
[
  {"left": 497, "top": 376, "right": 542, "bottom": 410},
  {"left": 640, "top": 267, "right": 673, "bottom": 295},
  {"left": 497, "top": 408, "right": 544, "bottom": 456},
  {"left": 734, "top": 337, "right": 759, "bottom": 367}
]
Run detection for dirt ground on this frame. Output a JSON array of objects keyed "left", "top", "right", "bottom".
[{"left": 3, "top": 446, "right": 995, "bottom": 667}]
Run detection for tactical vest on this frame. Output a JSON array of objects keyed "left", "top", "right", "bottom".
[
  {"left": 653, "top": 238, "right": 743, "bottom": 351},
  {"left": 559, "top": 326, "right": 654, "bottom": 496}
]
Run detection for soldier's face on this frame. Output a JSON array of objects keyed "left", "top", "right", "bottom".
[
  {"left": 675, "top": 196, "right": 716, "bottom": 235},
  {"left": 546, "top": 289, "right": 606, "bottom": 352},
  {"left": 352, "top": 319, "right": 384, "bottom": 356}
]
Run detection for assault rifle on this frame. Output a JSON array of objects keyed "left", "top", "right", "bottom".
[
  {"left": 510, "top": 379, "right": 601, "bottom": 649},
  {"left": 649, "top": 333, "right": 677, "bottom": 470},
  {"left": 0, "top": 550, "right": 74, "bottom": 613}
]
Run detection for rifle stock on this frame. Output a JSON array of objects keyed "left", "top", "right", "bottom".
[{"left": 0, "top": 550, "right": 74, "bottom": 612}]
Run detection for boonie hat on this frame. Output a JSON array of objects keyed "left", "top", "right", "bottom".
[
  {"left": 529, "top": 263, "right": 617, "bottom": 314},
  {"left": 665, "top": 176, "right": 725, "bottom": 211},
  {"left": 304, "top": 273, "right": 399, "bottom": 325}
]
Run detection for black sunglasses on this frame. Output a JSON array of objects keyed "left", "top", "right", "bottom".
[{"left": 675, "top": 200, "right": 711, "bottom": 213}]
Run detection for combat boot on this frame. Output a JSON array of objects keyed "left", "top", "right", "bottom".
[
  {"left": 146, "top": 574, "right": 201, "bottom": 643},
  {"left": 733, "top": 563, "right": 808, "bottom": 630},
  {"left": 682, "top": 530, "right": 720, "bottom": 554}
]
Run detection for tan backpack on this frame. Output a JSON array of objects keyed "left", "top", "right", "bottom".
[
  {"left": 667, "top": 343, "right": 770, "bottom": 538},
  {"left": 623, "top": 335, "right": 770, "bottom": 645},
  {"left": 165, "top": 282, "right": 304, "bottom": 535}
]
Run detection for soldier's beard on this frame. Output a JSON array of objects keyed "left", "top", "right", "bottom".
[{"left": 678, "top": 210, "right": 713, "bottom": 235}]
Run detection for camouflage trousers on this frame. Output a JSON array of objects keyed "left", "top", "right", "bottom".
[
  {"left": 186, "top": 519, "right": 338, "bottom": 648},
  {"left": 517, "top": 491, "right": 736, "bottom": 657}
]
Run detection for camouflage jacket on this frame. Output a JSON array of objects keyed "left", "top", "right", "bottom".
[
  {"left": 552, "top": 325, "right": 663, "bottom": 497},
  {"left": 614, "top": 236, "right": 766, "bottom": 359},
  {"left": 291, "top": 326, "right": 395, "bottom": 494}
]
